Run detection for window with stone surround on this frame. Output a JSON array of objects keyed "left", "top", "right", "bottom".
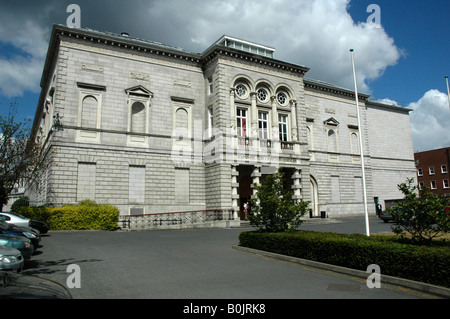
[
  {"left": 258, "top": 111, "right": 269, "bottom": 139},
  {"left": 237, "top": 108, "right": 247, "bottom": 137},
  {"left": 278, "top": 114, "right": 288, "bottom": 141},
  {"left": 77, "top": 162, "right": 96, "bottom": 202}
]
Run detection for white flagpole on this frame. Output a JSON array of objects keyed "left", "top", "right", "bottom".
[
  {"left": 350, "top": 49, "right": 370, "bottom": 236},
  {"left": 445, "top": 76, "right": 450, "bottom": 110}
]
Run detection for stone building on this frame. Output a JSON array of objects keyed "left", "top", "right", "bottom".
[{"left": 30, "top": 24, "right": 416, "bottom": 219}]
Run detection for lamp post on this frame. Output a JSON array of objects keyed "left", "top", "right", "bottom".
[
  {"left": 350, "top": 49, "right": 370, "bottom": 236},
  {"left": 445, "top": 76, "right": 450, "bottom": 110}
]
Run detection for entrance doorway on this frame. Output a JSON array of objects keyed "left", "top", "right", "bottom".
[{"left": 237, "top": 165, "right": 253, "bottom": 220}]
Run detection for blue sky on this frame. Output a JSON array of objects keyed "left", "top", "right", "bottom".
[{"left": 0, "top": 0, "right": 449, "bottom": 152}]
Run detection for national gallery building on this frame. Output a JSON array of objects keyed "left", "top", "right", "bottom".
[{"left": 30, "top": 24, "right": 416, "bottom": 219}]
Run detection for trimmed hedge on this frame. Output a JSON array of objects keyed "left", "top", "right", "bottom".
[
  {"left": 19, "top": 204, "right": 120, "bottom": 231},
  {"left": 239, "top": 230, "right": 450, "bottom": 288}
]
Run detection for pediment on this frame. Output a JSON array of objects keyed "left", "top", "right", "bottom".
[
  {"left": 324, "top": 117, "right": 340, "bottom": 126},
  {"left": 125, "top": 85, "right": 153, "bottom": 97}
]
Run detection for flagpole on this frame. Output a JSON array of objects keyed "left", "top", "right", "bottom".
[
  {"left": 350, "top": 49, "right": 370, "bottom": 236},
  {"left": 445, "top": 76, "right": 450, "bottom": 110}
]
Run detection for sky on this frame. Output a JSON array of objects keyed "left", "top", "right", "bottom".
[{"left": 0, "top": 0, "right": 448, "bottom": 152}]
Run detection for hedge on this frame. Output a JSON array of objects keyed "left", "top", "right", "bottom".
[
  {"left": 19, "top": 204, "right": 120, "bottom": 231},
  {"left": 239, "top": 230, "right": 450, "bottom": 288}
]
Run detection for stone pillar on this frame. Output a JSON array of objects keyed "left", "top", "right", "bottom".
[
  {"left": 251, "top": 166, "right": 261, "bottom": 203},
  {"left": 231, "top": 165, "right": 240, "bottom": 220},
  {"left": 290, "top": 100, "right": 298, "bottom": 142},
  {"left": 291, "top": 168, "right": 302, "bottom": 201}
]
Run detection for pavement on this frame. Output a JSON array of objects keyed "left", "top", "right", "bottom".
[{"left": 18, "top": 216, "right": 449, "bottom": 301}]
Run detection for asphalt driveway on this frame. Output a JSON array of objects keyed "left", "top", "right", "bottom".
[{"left": 20, "top": 216, "right": 443, "bottom": 300}]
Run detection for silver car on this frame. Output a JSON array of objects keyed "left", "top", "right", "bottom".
[
  {"left": 0, "top": 245, "right": 24, "bottom": 272},
  {"left": 0, "top": 212, "right": 30, "bottom": 228}
]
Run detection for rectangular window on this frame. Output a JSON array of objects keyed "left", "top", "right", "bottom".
[
  {"left": 331, "top": 176, "right": 341, "bottom": 203},
  {"left": 441, "top": 165, "right": 448, "bottom": 174},
  {"left": 207, "top": 77, "right": 213, "bottom": 95},
  {"left": 258, "top": 111, "right": 269, "bottom": 139},
  {"left": 279, "top": 114, "right": 288, "bottom": 141},
  {"left": 417, "top": 168, "right": 423, "bottom": 176},
  {"left": 354, "top": 177, "right": 363, "bottom": 202},
  {"left": 129, "top": 165, "right": 145, "bottom": 204},
  {"left": 236, "top": 108, "right": 247, "bottom": 137},
  {"left": 443, "top": 180, "right": 449, "bottom": 189},
  {"left": 431, "top": 180, "right": 437, "bottom": 190},
  {"left": 77, "top": 162, "right": 96, "bottom": 202},
  {"left": 429, "top": 166, "right": 435, "bottom": 175},
  {"left": 175, "top": 168, "right": 190, "bottom": 204}
]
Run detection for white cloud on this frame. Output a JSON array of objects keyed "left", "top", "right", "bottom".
[
  {"left": 409, "top": 89, "right": 450, "bottom": 152},
  {"left": 0, "top": 18, "right": 49, "bottom": 97},
  {"left": 0, "top": 0, "right": 402, "bottom": 99},
  {"left": 145, "top": 0, "right": 401, "bottom": 93}
]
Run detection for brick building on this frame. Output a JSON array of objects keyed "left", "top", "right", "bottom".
[
  {"left": 415, "top": 147, "right": 450, "bottom": 197},
  {"left": 29, "top": 24, "right": 416, "bottom": 219}
]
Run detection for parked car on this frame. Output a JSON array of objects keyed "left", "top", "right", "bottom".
[
  {"left": 0, "top": 271, "right": 72, "bottom": 299},
  {"left": 379, "top": 210, "right": 394, "bottom": 223},
  {"left": 0, "top": 221, "right": 40, "bottom": 251},
  {"left": 0, "top": 212, "right": 48, "bottom": 234},
  {"left": 0, "top": 234, "right": 34, "bottom": 260},
  {"left": 0, "top": 246, "right": 24, "bottom": 272}
]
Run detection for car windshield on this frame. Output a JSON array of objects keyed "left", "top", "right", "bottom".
[{"left": 6, "top": 212, "right": 27, "bottom": 219}]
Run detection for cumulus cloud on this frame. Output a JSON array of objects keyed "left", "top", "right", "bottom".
[
  {"left": 0, "top": 0, "right": 402, "bottom": 98},
  {"left": 409, "top": 89, "right": 450, "bottom": 152}
]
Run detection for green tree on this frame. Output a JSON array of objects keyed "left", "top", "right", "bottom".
[
  {"left": 388, "top": 178, "right": 450, "bottom": 244},
  {"left": 0, "top": 102, "right": 42, "bottom": 211},
  {"left": 249, "top": 168, "right": 309, "bottom": 232}
]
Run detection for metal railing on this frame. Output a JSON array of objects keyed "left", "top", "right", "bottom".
[{"left": 118, "top": 209, "right": 236, "bottom": 230}]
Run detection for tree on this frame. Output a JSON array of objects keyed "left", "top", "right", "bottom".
[
  {"left": 0, "top": 102, "right": 42, "bottom": 211},
  {"left": 249, "top": 168, "right": 309, "bottom": 232},
  {"left": 387, "top": 178, "right": 450, "bottom": 244}
]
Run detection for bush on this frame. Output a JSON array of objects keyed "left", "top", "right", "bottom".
[
  {"left": 388, "top": 178, "right": 450, "bottom": 244},
  {"left": 10, "top": 196, "right": 29, "bottom": 213},
  {"left": 239, "top": 230, "right": 450, "bottom": 288},
  {"left": 19, "top": 202, "right": 120, "bottom": 231},
  {"left": 249, "top": 168, "right": 309, "bottom": 232}
]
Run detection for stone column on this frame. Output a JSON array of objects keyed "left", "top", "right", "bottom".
[
  {"left": 231, "top": 165, "right": 240, "bottom": 219},
  {"left": 290, "top": 100, "right": 298, "bottom": 142},
  {"left": 250, "top": 166, "right": 261, "bottom": 203},
  {"left": 291, "top": 168, "right": 302, "bottom": 201}
]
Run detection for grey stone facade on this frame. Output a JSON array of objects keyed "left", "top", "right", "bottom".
[{"left": 30, "top": 25, "right": 416, "bottom": 218}]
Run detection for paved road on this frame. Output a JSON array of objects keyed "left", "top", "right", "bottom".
[{"left": 20, "top": 216, "right": 442, "bottom": 300}]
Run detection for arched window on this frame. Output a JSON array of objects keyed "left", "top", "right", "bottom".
[
  {"left": 351, "top": 132, "right": 359, "bottom": 154},
  {"left": 131, "top": 102, "right": 146, "bottom": 134},
  {"left": 328, "top": 129, "right": 337, "bottom": 153},
  {"left": 81, "top": 95, "right": 98, "bottom": 128}
]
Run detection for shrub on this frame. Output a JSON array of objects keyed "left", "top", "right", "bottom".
[
  {"left": 388, "top": 178, "right": 450, "bottom": 244},
  {"left": 10, "top": 196, "right": 29, "bottom": 213},
  {"left": 239, "top": 231, "right": 450, "bottom": 288},
  {"left": 19, "top": 203, "right": 120, "bottom": 231},
  {"left": 249, "top": 168, "right": 309, "bottom": 232}
]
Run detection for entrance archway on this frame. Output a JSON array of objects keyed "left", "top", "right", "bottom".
[{"left": 310, "top": 176, "right": 319, "bottom": 217}]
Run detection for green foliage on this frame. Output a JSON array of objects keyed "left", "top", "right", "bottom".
[
  {"left": 239, "top": 230, "right": 450, "bottom": 288},
  {"left": 249, "top": 168, "right": 309, "bottom": 232},
  {"left": 0, "top": 102, "right": 42, "bottom": 211},
  {"left": 10, "top": 196, "right": 30, "bottom": 213},
  {"left": 19, "top": 201, "right": 120, "bottom": 231},
  {"left": 388, "top": 178, "right": 450, "bottom": 244}
]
